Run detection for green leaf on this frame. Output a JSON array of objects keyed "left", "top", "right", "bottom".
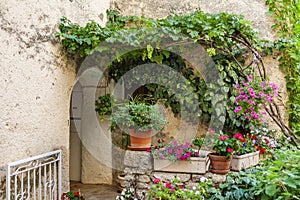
[{"left": 265, "top": 184, "right": 277, "bottom": 196}]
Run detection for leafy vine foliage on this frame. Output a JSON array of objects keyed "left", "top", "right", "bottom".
[
  {"left": 56, "top": 9, "right": 298, "bottom": 145},
  {"left": 265, "top": 0, "right": 300, "bottom": 136}
]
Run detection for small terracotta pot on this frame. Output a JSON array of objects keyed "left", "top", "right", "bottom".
[
  {"left": 128, "top": 129, "right": 152, "bottom": 150},
  {"left": 208, "top": 153, "right": 232, "bottom": 175}
]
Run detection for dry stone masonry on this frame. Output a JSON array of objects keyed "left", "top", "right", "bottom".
[{"left": 123, "top": 150, "right": 227, "bottom": 198}]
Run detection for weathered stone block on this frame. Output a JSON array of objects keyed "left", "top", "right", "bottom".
[
  {"left": 137, "top": 182, "right": 149, "bottom": 189},
  {"left": 151, "top": 172, "right": 191, "bottom": 182},
  {"left": 185, "top": 182, "right": 199, "bottom": 190},
  {"left": 138, "top": 175, "right": 151, "bottom": 183},
  {"left": 124, "top": 150, "right": 152, "bottom": 170},
  {"left": 204, "top": 172, "right": 226, "bottom": 184},
  {"left": 191, "top": 174, "right": 201, "bottom": 182}
]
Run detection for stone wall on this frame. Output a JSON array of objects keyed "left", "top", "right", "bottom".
[
  {"left": 123, "top": 150, "right": 227, "bottom": 198},
  {"left": 112, "top": 0, "right": 275, "bottom": 40},
  {"left": 0, "top": 0, "right": 110, "bottom": 197}
]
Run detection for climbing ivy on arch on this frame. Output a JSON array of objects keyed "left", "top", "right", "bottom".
[{"left": 56, "top": 9, "right": 299, "bottom": 146}]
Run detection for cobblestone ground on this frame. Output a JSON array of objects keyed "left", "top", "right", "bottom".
[{"left": 71, "top": 181, "right": 119, "bottom": 200}]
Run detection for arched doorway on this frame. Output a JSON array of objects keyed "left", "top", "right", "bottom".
[
  {"left": 69, "top": 76, "right": 114, "bottom": 184},
  {"left": 70, "top": 82, "right": 83, "bottom": 182}
]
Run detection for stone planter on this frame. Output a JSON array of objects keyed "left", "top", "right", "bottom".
[
  {"left": 230, "top": 151, "right": 259, "bottom": 171},
  {"left": 153, "top": 151, "right": 210, "bottom": 174}
]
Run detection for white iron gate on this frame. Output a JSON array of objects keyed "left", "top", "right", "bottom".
[{"left": 6, "top": 150, "right": 62, "bottom": 200}]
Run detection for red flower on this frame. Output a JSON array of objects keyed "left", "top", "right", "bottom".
[
  {"left": 179, "top": 184, "right": 184, "bottom": 189},
  {"left": 227, "top": 148, "right": 233, "bottom": 153},
  {"left": 61, "top": 193, "right": 66, "bottom": 199},
  {"left": 74, "top": 192, "right": 80, "bottom": 197},
  {"left": 165, "top": 182, "right": 171, "bottom": 188},
  {"left": 153, "top": 178, "right": 160, "bottom": 184},
  {"left": 233, "top": 133, "right": 243, "bottom": 140},
  {"left": 259, "top": 147, "right": 266, "bottom": 154},
  {"left": 263, "top": 138, "right": 270, "bottom": 144},
  {"left": 171, "top": 188, "right": 175, "bottom": 192}
]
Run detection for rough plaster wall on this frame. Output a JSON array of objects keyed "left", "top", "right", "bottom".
[
  {"left": 113, "top": 0, "right": 288, "bottom": 131},
  {"left": 0, "top": 0, "right": 110, "bottom": 197},
  {"left": 112, "top": 0, "right": 276, "bottom": 40}
]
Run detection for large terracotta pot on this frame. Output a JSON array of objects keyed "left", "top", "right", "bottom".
[
  {"left": 208, "top": 153, "right": 232, "bottom": 174},
  {"left": 128, "top": 129, "right": 152, "bottom": 150}
]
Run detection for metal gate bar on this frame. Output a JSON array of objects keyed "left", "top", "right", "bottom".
[{"left": 6, "top": 150, "right": 62, "bottom": 200}]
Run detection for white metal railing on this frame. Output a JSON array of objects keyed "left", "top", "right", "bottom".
[{"left": 6, "top": 150, "right": 62, "bottom": 200}]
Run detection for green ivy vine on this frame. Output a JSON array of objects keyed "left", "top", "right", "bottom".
[
  {"left": 55, "top": 9, "right": 299, "bottom": 146},
  {"left": 265, "top": 0, "right": 300, "bottom": 136}
]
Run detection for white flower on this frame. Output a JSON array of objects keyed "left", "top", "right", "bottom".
[
  {"left": 195, "top": 191, "right": 200, "bottom": 195},
  {"left": 200, "top": 177, "right": 208, "bottom": 182},
  {"left": 193, "top": 186, "right": 197, "bottom": 190}
]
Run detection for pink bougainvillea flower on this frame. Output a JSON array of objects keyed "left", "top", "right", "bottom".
[
  {"left": 233, "top": 133, "right": 243, "bottom": 140},
  {"left": 265, "top": 96, "right": 273, "bottom": 103},
  {"left": 165, "top": 182, "right": 171, "bottom": 188},
  {"left": 248, "top": 99, "right": 254, "bottom": 105},
  {"left": 242, "top": 82, "right": 249, "bottom": 86},
  {"left": 227, "top": 148, "right": 233, "bottom": 153},
  {"left": 220, "top": 135, "right": 228, "bottom": 140},
  {"left": 234, "top": 106, "right": 242, "bottom": 113},
  {"left": 254, "top": 113, "right": 260, "bottom": 119},
  {"left": 153, "top": 178, "right": 160, "bottom": 184},
  {"left": 234, "top": 84, "right": 240, "bottom": 89},
  {"left": 259, "top": 91, "right": 265, "bottom": 97}
]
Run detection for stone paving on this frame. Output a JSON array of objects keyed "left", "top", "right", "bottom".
[{"left": 71, "top": 181, "right": 119, "bottom": 200}]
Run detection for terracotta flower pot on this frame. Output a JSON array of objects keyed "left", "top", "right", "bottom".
[
  {"left": 208, "top": 153, "right": 232, "bottom": 174},
  {"left": 128, "top": 129, "right": 152, "bottom": 150}
]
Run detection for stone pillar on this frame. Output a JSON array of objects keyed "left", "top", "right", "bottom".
[{"left": 123, "top": 150, "right": 153, "bottom": 198}]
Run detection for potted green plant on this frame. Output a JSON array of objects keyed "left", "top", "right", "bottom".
[
  {"left": 110, "top": 101, "right": 168, "bottom": 150},
  {"left": 230, "top": 133, "right": 259, "bottom": 171},
  {"left": 208, "top": 134, "right": 237, "bottom": 174}
]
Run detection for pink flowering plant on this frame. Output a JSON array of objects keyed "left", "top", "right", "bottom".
[
  {"left": 232, "top": 75, "right": 278, "bottom": 129},
  {"left": 149, "top": 139, "right": 196, "bottom": 162},
  {"left": 211, "top": 134, "right": 237, "bottom": 158},
  {"left": 147, "top": 177, "right": 211, "bottom": 199}
]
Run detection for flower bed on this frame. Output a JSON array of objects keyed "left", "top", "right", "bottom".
[{"left": 153, "top": 151, "right": 210, "bottom": 174}]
